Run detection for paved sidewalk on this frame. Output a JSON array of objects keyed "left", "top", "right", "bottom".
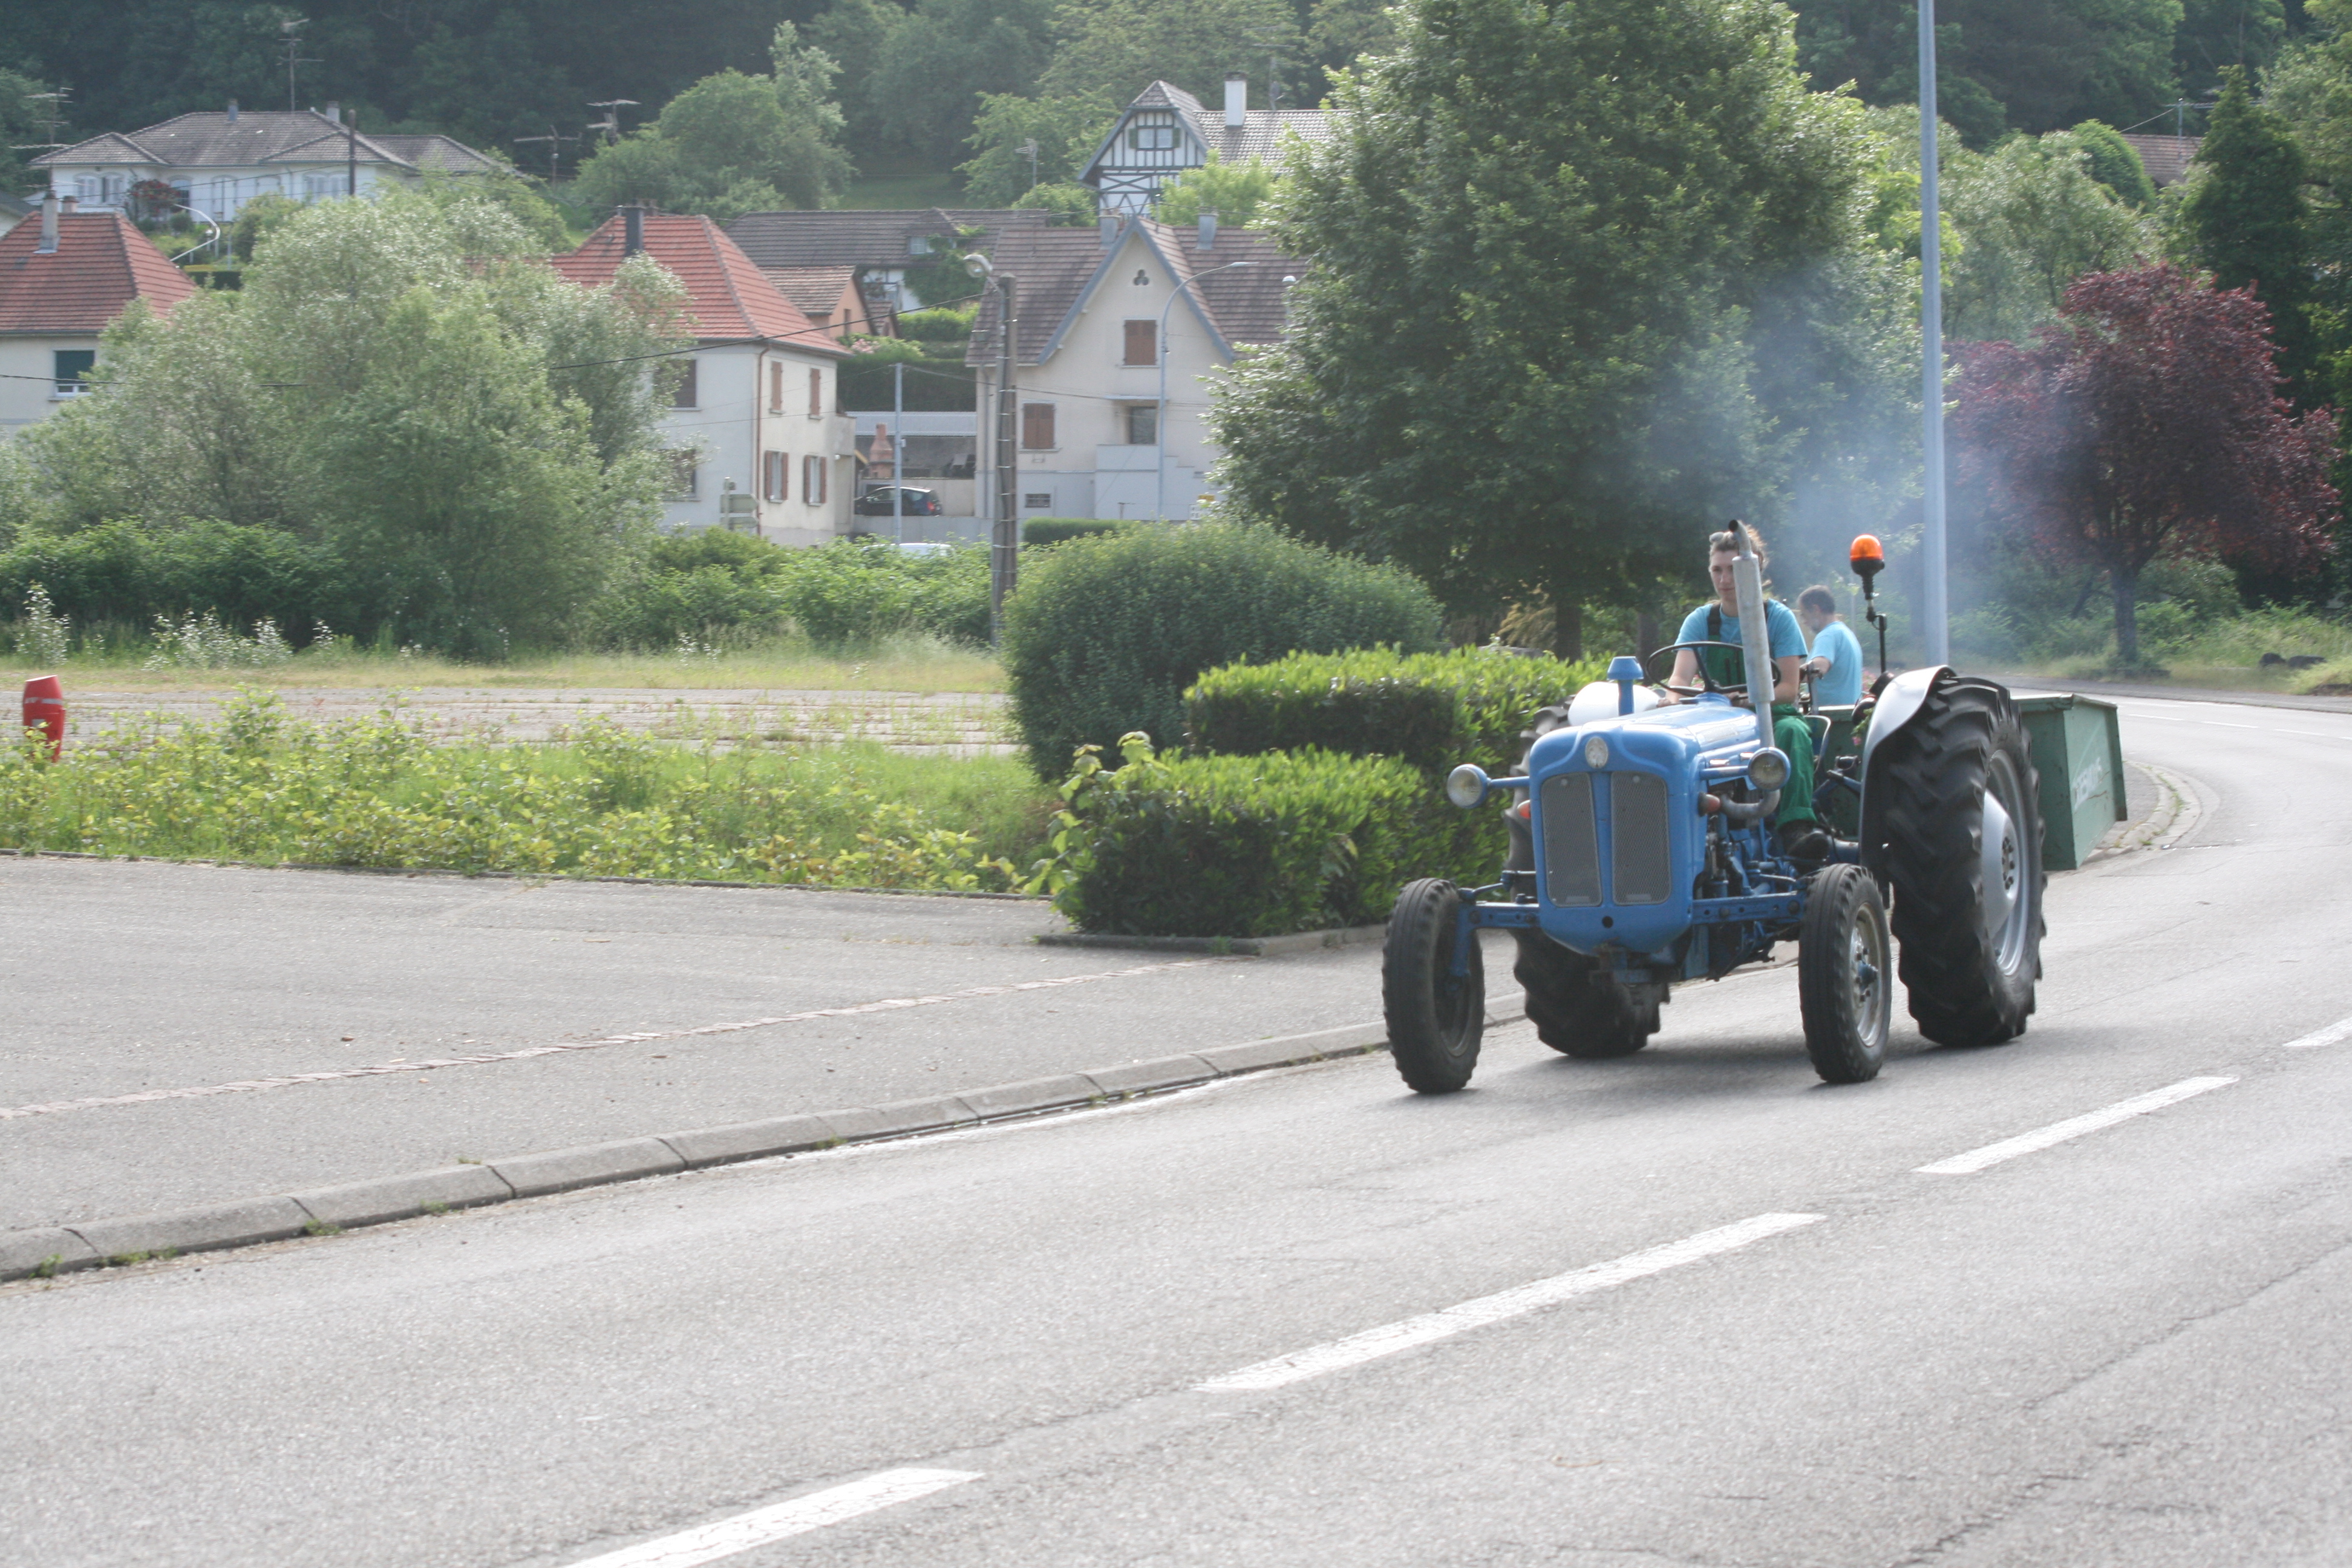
[{"left": 1, "top": 857, "right": 1390, "bottom": 1232}]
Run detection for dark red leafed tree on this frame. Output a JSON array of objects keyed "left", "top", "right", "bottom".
[{"left": 1953, "top": 264, "right": 2339, "bottom": 666}]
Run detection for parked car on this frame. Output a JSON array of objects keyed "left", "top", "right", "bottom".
[{"left": 854, "top": 485, "right": 942, "bottom": 517}]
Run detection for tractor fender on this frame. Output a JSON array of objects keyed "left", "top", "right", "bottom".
[{"left": 1856, "top": 665, "right": 1950, "bottom": 871}]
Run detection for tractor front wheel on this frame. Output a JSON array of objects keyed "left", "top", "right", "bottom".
[
  {"left": 1798, "top": 863, "right": 1893, "bottom": 1083},
  {"left": 1383, "top": 878, "right": 1485, "bottom": 1094},
  {"left": 1514, "top": 930, "right": 1657, "bottom": 1057}
]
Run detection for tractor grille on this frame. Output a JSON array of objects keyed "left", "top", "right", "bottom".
[
  {"left": 1541, "top": 773, "right": 1599, "bottom": 906},
  {"left": 1610, "top": 771, "right": 1671, "bottom": 904}
]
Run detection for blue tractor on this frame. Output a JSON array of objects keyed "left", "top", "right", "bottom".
[{"left": 1383, "top": 526, "right": 2045, "bottom": 1091}]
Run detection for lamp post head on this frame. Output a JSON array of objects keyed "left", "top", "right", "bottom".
[{"left": 962, "top": 252, "right": 991, "bottom": 279}]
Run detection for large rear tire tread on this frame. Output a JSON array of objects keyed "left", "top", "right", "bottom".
[
  {"left": 1872, "top": 676, "right": 2045, "bottom": 1047},
  {"left": 1514, "top": 931, "right": 1656, "bottom": 1057},
  {"left": 1383, "top": 878, "right": 1485, "bottom": 1094},
  {"left": 1798, "top": 862, "right": 1892, "bottom": 1083}
]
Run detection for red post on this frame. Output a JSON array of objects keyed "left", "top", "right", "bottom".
[{"left": 22, "top": 676, "right": 63, "bottom": 760}]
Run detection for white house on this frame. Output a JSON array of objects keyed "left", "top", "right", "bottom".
[
  {"left": 32, "top": 105, "right": 499, "bottom": 224},
  {"left": 552, "top": 209, "right": 855, "bottom": 545},
  {"left": 0, "top": 197, "right": 196, "bottom": 434},
  {"left": 1080, "top": 77, "right": 1330, "bottom": 215},
  {"left": 969, "top": 212, "right": 1302, "bottom": 522}
]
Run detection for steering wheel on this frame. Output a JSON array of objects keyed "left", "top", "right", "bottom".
[{"left": 1647, "top": 641, "right": 1751, "bottom": 701}]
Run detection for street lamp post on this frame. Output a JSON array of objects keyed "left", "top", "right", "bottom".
[
  {"left": 1918, "top": 0, "right": 1950, "bottom": 664},
  {"left": 964, "top": 252, "right": 1020, "bottom": 641},
  {"left": 1155, "top": 256, "right": 1253, "bottom": 521}
]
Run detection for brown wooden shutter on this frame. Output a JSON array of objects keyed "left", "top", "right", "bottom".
[
  {"left": 769, "top": 362, "right": 782, "bottom": 412},
  {"left": 808, "top": 367, "right": 822, "bottom": 416},
  {"left": 1022, "top": 402, "right": 1056, "bottom": 449},
  {"left": 1123, "top": 320, "right": 1156, "bottom": 366}
]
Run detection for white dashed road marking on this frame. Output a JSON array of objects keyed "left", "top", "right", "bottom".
[
  {"left": 2282, "top": 1013, "right": 2352, "bottom": 1050},
  {"left": 1195, "top": 1212, "right": 1824, "bottom": 1393},
  {"left": 1914, "top": 1076, "right": 2236, "bottom": 1175},
  {"left": 562, "top": 1468, "right": 980, "bottom": 1568}
]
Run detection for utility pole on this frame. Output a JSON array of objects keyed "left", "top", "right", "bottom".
[
  {"left": 892, "top": 359, "right": 906, "bottom": 544},
  {"left": 964, "top": 252, "right": 1019, "bottom": 641},
  {"left": 345, "top": 105, "right": 358, "bottom": 195},
  {"left": 281, "top": 19, "right": 318, "bottom": 113},
  {"left": 1918, "top": 0, "right": 1949, "bottom": 665}
]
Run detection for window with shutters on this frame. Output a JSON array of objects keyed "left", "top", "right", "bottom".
[
  {"left": 763, "top": 450, "right": 788, "bottom": 502},
  {"left": 671, "top": 358, "right": 698, "bottom": 409},
  {"left": 802, "top": 454, "right": 828, "bottom": 504},
  {"left": 1021, "top": 402, "right": 1056, "bottom": 449},
  {"left": 1123, "top": 320, "right": 1156, "bottom": 366},
  {"left": 808, "top": 367, "right": 823, "bottom": 417}
]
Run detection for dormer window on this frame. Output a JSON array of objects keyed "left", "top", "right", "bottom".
[{"left": 1128, "top": 116, "right": 1177, "bottom": 151}]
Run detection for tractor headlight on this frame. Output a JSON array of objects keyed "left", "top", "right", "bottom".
[
  {"left": 1445, "top": 764, "right": 1491, "bottom": 809},
  {"left": 1747, "top": 747, "right": 1791, "bottom": 790},
  {"left": 1581, "top": 734, "right": 1609, "bottom": 769}
]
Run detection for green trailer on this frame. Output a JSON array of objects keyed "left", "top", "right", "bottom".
[{"left": 2013, "top": 691, "right": 2126, "bottom": 870}]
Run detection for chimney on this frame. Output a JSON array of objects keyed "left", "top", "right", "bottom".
[
  {"left": 226, "top": 99, "right": 239, "bottom": 123},
  {"left": 1198, "top": 209, "right": 1217, "bottom": 250},
  {"left": 622, "top": 204, "right": 644, "bottom": 257},
  {"left": 1099, "top": 211, "right": 1120, "bottom": 248},
  {"left": 1224, "top": 73, "right": 1247, "bottom": 129},
  {"left": 325, "top": 101, "right": 340, "bottom": 124},
  {"left": 36, "top": 193, "right": 57, "bottom": 254},
  {"left": 58, "top": 195, "right": 77, "bottom": 214}
]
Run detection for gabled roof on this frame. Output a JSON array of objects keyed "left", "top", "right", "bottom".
[
  {"left": 0, "top": 210, "right": 197, "bottom": 335},
  {"left": 1082, "top": 80, "right": 1331, "bottom": 182},
  {"left": 34, "top": 111, "right": 499, "bottom": 174},
  {"left": 724, "top": 207, "right": 1048, "bottom": 270},
  {"left": 760, "top": 265, "right": 861, "bottom": 319},
  {"left": 550, "top": 212, "right": 845, "bottom": 356},
  {"left": 2120, "top": 132, "right": 2201, "bottom": 188},
  {"left": 968, "top": 215, "right": 1302, "bottom": 368}
]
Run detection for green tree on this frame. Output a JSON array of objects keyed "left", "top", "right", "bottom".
[
  {"left": 572, "top": 25, "right": 852, "bottom": 220},
  {"left": 1214, "top": 0, "right": 1913, "bottom": 659},
  {"left": 1011, "top": 181, "right": 1100, "bottom": 223},
  {"left": 1943, "top": 129, "right": 2158, "bottom": 342},
  {"left": 1151, "top": 155, "right": 1278, "bottom": 228},
  {"left": 0, "top": 67, "right": 50, "bottom": 195},
  {"left": 809, "top": 0, "right": 910, "bottom": 151},
  {"left": 865, "top": 0, "right": 1058, "bottom": 165},
  {"left": 2181, "top": 65, "right": 2314, "bottom": 388},
  {"left": 957, "top": 90, "right": 1117, "bottom": 206},
  {"left": 10, "top": 191, "right": 682, "bottom": 655},
  {"left": 1040, "top": 0, "right": 1301, "bottom": 107},
  {"left": 2176, "top": 0, "right": 2288, "bottom": 97},
  {"left": 2069, "top": 119, "right": 2158, "bottom": 204},
  {"left": 1305, "top": 0, "right": 1402, "bottom": 90}
]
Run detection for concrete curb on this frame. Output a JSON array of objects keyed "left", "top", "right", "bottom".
[
  {"left": 1, "top": 1010, "right": 1518, "bottom": 1284},
  {"left": 1033, "top": 923, "right": 1388, "bottom": 957}
]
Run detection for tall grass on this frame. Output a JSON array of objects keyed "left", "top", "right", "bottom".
[
  {"left": 0, "top": 626, "right": 1005, "bottom": 693},
  {"left": 0, "top": 689, "right": 1052, "bottom": 888}
]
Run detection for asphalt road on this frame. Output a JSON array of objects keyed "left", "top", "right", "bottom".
[{"left": 5, "top": 693, "right": 2349, "bottom": 1566}]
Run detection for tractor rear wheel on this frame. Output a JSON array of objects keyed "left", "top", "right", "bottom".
[
  {"left": 1514, "top": 930, "right": 1657, "bottom": 1057},
  {"left": 1798, "top": 863, "right": 1893, "bottom": 1083},
  {"left": 1870, "top": 676, "right": 2044, "bottom": 1046},
  {"left": 1383, "top": 878, "right": 1485, "bottom": 1094}
]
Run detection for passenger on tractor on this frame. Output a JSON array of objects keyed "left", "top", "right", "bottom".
[
  {"left": 1662, "top": 524, "right": 1831, "bottom": 864},
  {"left": 1797, "top": 584, "right": 1866, "bottom": 707}
]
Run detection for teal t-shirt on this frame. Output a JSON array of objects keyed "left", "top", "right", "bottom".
[
  {"left": 1677, "top": 599, "right": 1806, "bottom": 690},
  {"left": 1806, "top": 618, "right": 1865, "bottom": 706}
]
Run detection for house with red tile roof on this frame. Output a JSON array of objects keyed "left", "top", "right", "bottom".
[
  {"left": 553, "top": 209, "right": 855, "bottom": 544},
  {"left": 0, "top": 197, "right": 197, "bottom": 434}
]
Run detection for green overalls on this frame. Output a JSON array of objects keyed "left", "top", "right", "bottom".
[{"left": 1700, "top": 604, "right": 1818, "bottom": 829}]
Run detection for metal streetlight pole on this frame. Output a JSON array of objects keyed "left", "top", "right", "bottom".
[
  {"left": 1155, "top": 255, "right": 1253, "bottom": 521},
  {"left": 1918, "top": 0, "right": 1950, "bottom": 665}
]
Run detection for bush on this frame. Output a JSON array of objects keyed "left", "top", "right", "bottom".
[
  {"left": 0, "top": 519, "right": 348, "bottom": 642},
  {"left": 1032, "top": 736, "right": 1446, "bottom": 936},
  {"left": 1002, "top": 524, "right": 1445, "bottom": 779},
  {"left": 1020, "top": 518, "right": 1128, "bottom": 547},
  {"left": 1186, "top": 646, "right": 1606, "bottom": 777}
]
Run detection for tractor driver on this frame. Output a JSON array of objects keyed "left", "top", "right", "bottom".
[{"left": 1662, "top": 524, "right": 1829, "bottom": 863}]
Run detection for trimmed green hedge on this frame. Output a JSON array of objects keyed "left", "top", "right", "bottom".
[
  {"left": 1019, "top": 518, "right": 1128, "bottom": 547},
  {"left": 1034, "top": 737, "right": 1446, "bottom": 937},
  {"left": 1186, "top": 647, "right": 1606, "bottom": 777},
  {"left": 0, "top": 518, "right": 350, "bottom": 642},
  {"left": 1002, "top": 524, "right": 1445, "bottom": 780}
]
